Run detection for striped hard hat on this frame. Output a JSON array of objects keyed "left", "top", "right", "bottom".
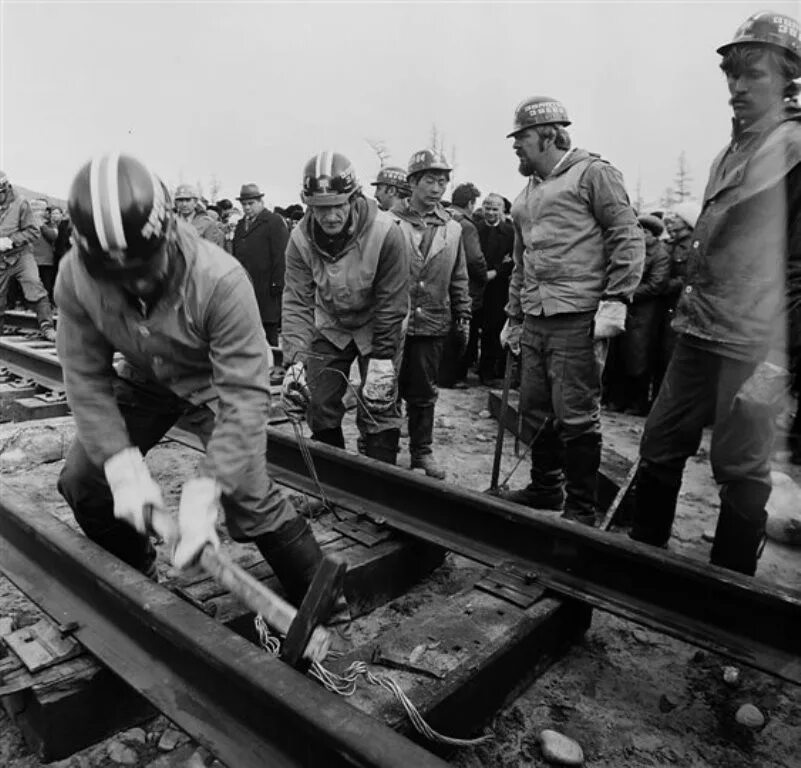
[
  {"left": 301, "top": 151, "right": 360, "bottom": 207},
  {"left": 68, "top": 153, "right": 172, "bottom": 279},
  {"left": 371, "top": 166, "right": 410, "bottom": 192},
  {"left": 0, "top": 171, "right": 9, "bottom": 192}
]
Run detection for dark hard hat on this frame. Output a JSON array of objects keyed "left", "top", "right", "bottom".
[
  {"left": 407, "top": 149, "right": 452, "bottom": 177},
  {"left": 69, "top": 153, "right": 172, "bottom": 279},
  {"left": 507, "top": 96, "right": 571, "bottom": 138},
  {"left": 302, "top": 151, "right": 360, "bottom": 207},
  {"left": 717, "top": 11, "right": 801, "bottom": 62},
  {"left": 372, "top": 166, "right": 410, "bottom": 192}
]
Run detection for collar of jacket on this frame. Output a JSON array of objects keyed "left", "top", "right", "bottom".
[
  {"left": 546, "top": 147, "right": 600, "bottom": 179},
  {"left": 395, "top": 199, "right": 450, "bottom": 228},
  {"left": 730, "top": 105, "right": 785, "bottom": 143},
  {"left": 450, "top": 205, "right": 474, "bottom": 224},
  {"left": 300, "top": 195, "right": 378, "bottom": 260}
]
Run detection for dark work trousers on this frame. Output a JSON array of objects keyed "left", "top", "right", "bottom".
[
  {"left": 479, "top": 308, "right": 505, "bottom": 382},
  {"left": 305, "top": 335, "right": 402, "bottom": 442},
  {"left": 789, "top": 366, "right": 801, "bottom": 462},
  {"left": 653, "top": 300, "right": 679, "bottom": 399},
  {"left": 263, "top": 321, "right": 283, "bottom": 369},
  {"left": 0, "top": 252, "right": 53, "bottom": 328},
  {"left": 630, "top": 338, "right": 774, "bottom": 574},
  {"left": 38, "top": 264, "right": 56, "bottom": 305},
  {"left": 57, "top": 377, "right": 295, "bottom": 573},
  {"left": 519, "top": 312, "right": 603, "bottom": 521},
  {"left": 399, "top": 335, "right": 445, "bottom": 459}
]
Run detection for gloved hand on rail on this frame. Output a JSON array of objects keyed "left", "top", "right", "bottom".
[
  {"left": 172, "top": 477, "right": 222, "bottom": 570},
  {"left": 499, "top": 318, "right": 523, "bottom": 356},
  {"left": 735, "top": 361, "right": 790, "bottom": 410},
  {"left": 0, "top": 237, "right": 14, "bottom": 252},
  {"left": 281, "top": 361, "right": 311, "bottom": 417},
  {"left": 593, "top": 300, "right": 627, "bottom": 339},
  {"left": 362, "top": 358, "right": 397, "bottom": 413},
  {"left": 454, "top": 318, "right": 470, "bottom": 356},
  {"left": 103, "top": 447, "right": 165, "bottom": 534}
]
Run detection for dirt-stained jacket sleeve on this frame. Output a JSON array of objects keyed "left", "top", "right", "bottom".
[
  {"left": 281, "top": 233, "right": 316, "bottom": 363},
  {"left": 55, "top": 257, "right": 131, "bottom": 465},
  {"left": 196, "top": 269, "right": 272, "bottom": 494},
  {"left": 583, "top": 163, "right": 645, "bottom": 303},
  {"left": 462, "top": 219, "right": 488, "bottom": 288},
  {"left": 9, "top": 198, "right": 40, "bottom": 250},
  {"left": 449, "top": 236, "right": 471, "bottom": 322},
  {"left": 505, "top": 218, "right": 525, "bottom": 319},
  {"left": 370, "top": 222, "right": 410, "bottom": 360}
]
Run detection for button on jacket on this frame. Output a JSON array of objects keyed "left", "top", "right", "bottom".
[
  {"left": 673, "top": 108, "right": 801, "bottom": 364},
  {"left": 394, "top": 200, "right": 471, "bottom": 337},
  {"left": 506, "top": 148, "right": 644, "bottom": 319},
  {"left": 54, "top": 221, "right": 272, "bottom": 493}
]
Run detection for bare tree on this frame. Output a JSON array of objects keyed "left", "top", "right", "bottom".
[
  {"left": 208, "top": 174, "right": 221, "bottom": 204},
  {"left": 673, "top": 151, "right": 693, "bottom": 202},
  {"left": 365, "top": 137, "right": 392, "bottom": 166},
  {"left": 660, "top": 186, "right": 677, "bottom": 211},
  {"left": 634, "top": 175, "right": 645, "bottom": 213}
]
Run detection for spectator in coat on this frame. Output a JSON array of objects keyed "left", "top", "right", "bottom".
[
  {"left": 476, "top": 193, "right": 516, "bottom": 385},
  {"left": 232, "top": 183, "right": 289, "bottom": 374},
  {"left": 440, "top": 182, "right": 487, "bottom": 388},
  {"left": 32, "top": 200, "right": 57, "bottom": 305},
  {"left": 174, "top": 184, "right": 225, "bottom": 248},
  {"left": 629, "top": 11, "right": 801, "bottom": 576},
  {"left": 605, "top": 214, "right": 670, "bottom": 414}
]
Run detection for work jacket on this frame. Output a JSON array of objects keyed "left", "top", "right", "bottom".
[
  {"left": 54, "top": 222, "right": 272, "bottom": 494},
  {"left": 183, "top": 210, "right": 225, "bottom": 249},
  {"left": 664, "top": 233, "right": 693, "bottom": 308},
  {"left": 394, "top": 201, "right": 470, "bottom": 337},
  {"left": 673, "top": 108, "right": 801, "bottom": 365},
  {"left": 449, "top": 207, "right": 488, "bottom": 311},
  {"left": 0, "top": 188, "right": 39, "bottom": 264},
  {"left": 477, "top": 218, "right": 515, "bottom": 329},
  {"left": 507, "top": 148, "right": 644, "bottom": 319},
  {"left": 232, "top": 208, "right": 289, "bottom": 324},
  {"left": 282, "top": 196, "right": 409, "bottom": 361}
]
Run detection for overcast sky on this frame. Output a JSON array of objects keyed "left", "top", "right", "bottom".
[{"left": 2, "top": 0, "right": 800, "bottom": 209}]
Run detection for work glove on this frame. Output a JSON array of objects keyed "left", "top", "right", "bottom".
[
  {"left": 500, "top": 318, "right": 523, "bottom": 356},
  {"left": 593, "top": 300, "right": 627, "bottom": 339},
  {"left": 455, "top": 318, "right": 470, "bottom": 356},
  {"left": 281, "top": 361, "right": 310, "bottom": 416},
  {"left": 735, "top": 361, "right": 790, "bottom": 410},
  {"left": 0, "top": 237, "right": 14, "bottom": 252},
  {"left": 172, "top": 477, "right": 222, "bottom": 570},
  {"left": 362, "top": 358, "right": 397, "bottom": 413},
  {"left": 103, "top": 447, "right": 165, "bottom": 535}
]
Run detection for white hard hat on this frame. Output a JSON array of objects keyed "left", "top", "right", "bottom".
[{"left": 672, "top": 201, "right": 701, "bottom": 229}]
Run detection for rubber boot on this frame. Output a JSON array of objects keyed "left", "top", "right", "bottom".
[
  {"left": 408, "top": 405, "right": 445, "bottom": 478},
  {"left": 311, "top": 427, "right": 345, "bottom": 449},
  {"left": 33, "top": 297, "right": 56, "bottom": 341},
  {"left": 363, "top": 429, "right": 400, "bottom": 465},
  {"left": 629, "top": 462, "right": 682, "bottom": 546},
  {"left": 709, "top": 483, "right": 769, "bottom": 576},
  {"left": 562, "top": 433, "right": 601, "bottom": 527},
  {"left": 498, "top": 430, "right": 565, "bottom": 510}
]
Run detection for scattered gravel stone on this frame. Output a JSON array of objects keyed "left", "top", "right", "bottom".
[
  {"left": 107, "top": 739, "right": 138, "bottom": 765},
  {"left": 478, "top": 409, "right": 491, "bottom": 419},
  {"left": 735, "top": 703, "right": 765, "bottom": 729},
  {"left": 722, "top": 666, "right": 740, "bottom": 686},
  {"left": 659, "top": 693, "right": 677, "bottom": 712},
  {"left": 701, "top": 529, "right": 715, "bottom": 542},
  {"left": 158, "top": 727, "right": 187, "bottom": 751},
  {"left": 119, "top": 727, "right": 146, "bottom": 744},
  {"left": 539, "top": 729, "right": 584, "bottom": 765}
]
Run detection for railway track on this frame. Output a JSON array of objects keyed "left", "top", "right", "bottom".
[{"left": 1, "top": 333, "right": 800, "bottom": 766}]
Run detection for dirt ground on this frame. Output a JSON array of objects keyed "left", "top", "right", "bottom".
[{"left": 0, "top": 378, "right": 799, "bottom": 768}]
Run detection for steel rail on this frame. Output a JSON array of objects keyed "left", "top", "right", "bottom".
[
  {"left": 4, "top": 339, "right": 800, "bottom": 683},
  {"left": 0, "top": 485, "right": 449, "bottom": 768},
  {"left": 249, "top": 429, "right": 801, "bottom": 686},
  {"left": 3, "top": 310, "right": 42, "bottom": 331},
  {"left": 0, "top": 336, "right": 63, "bottom": 391}
]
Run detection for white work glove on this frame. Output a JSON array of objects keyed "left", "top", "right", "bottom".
[
  {"left": 362, "top": 358, "right": 397, "bottom": 413},
  {"left": 500, "top": 318, "right": 523, "bottom": 356},
  {"left": 281, "top": 361, "right": 310, "bottom": 416},
  {"left": 0, "top": 237, "right": 14, "bottom": 252},
  {"left": 593, "top": 300, "right": 627, "bottom": 339},
  {"left": 735, "top": 361, "right": 790, "bottom": 410},
  {"left": 103, "top": 447, "right": 165, "bottom": 534},
  {"left": 172, "top": 477, "right": 222, "bottom": 570}
]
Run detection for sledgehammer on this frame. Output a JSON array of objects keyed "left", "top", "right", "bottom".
[{"left": 145, "top": 507, "right": 336, "bottom": 665}]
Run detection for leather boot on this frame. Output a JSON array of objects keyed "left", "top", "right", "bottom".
[
  {"left": 497, "top": 426, "right": 565, "bottom": 510},
  {"left": 629, "top": 462, "right": 682, "bottom": 546},
  {"left": 410, "top": 454, "right": 446, "bottom": 479},
  {"left": 562, "top": 433, "right": 601, "bottom": 527},
  {"left": 709, "top": 483, "right": 769, "bottom": 576},
  {"left": 312, "top": 427, "right": 345, "bottom": 449},
  {"left": 363, "top": 429, "right": 400, "bottom": 465},
  {"left": 408, "top": 405, "right": 445, "bottom": 478}
]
